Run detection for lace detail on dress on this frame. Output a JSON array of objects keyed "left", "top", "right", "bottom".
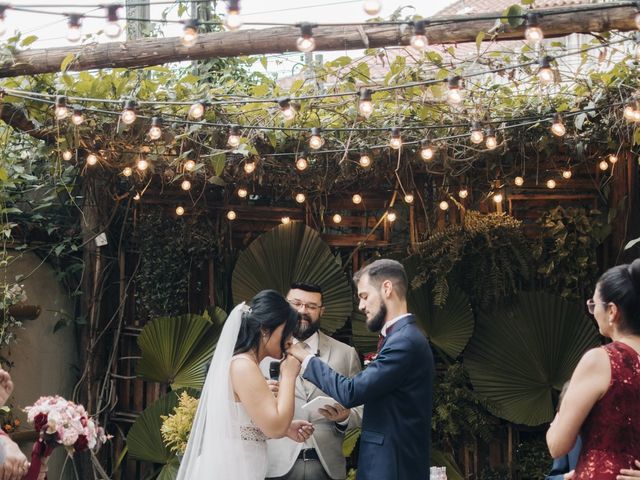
[{"left": 239, "top": 424, "right": 268, "bottom": 442}]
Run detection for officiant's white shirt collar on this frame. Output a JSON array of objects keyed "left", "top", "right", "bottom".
[
  {"left": 294, "top": 331, "right": 319, "bottom": 354},
  {"left": 381, "top": 313, "right": 411, "bottom": 337}
]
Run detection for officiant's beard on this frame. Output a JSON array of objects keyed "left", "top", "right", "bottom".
[
  {"left": 366, "top": 301, "right": 387, "bottom": 332},
  {"left": 296, "top": 313, "right": 320, "bottom": 341}
]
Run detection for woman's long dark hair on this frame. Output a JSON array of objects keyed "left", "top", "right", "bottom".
[
  {"left": 234, "top": 289, "right": 299, "bottom": 356},
  {"left": 598, "top": 258, "right": 640, "bottom": 334}
]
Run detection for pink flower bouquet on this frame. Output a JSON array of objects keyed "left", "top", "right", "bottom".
[{"left": 22, "top": 396, "right": 110, "bottom": 480}]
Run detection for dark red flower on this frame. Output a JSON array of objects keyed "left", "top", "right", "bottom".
[
  {"left": 34, "top": 413, "right": 48, "bottom": 432},
  {"left": 74, "top": 434, "right": 88, "bottom": 452}
]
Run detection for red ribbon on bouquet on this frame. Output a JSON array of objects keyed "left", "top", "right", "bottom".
[{"left": 23, "top": 414, "right": 56, "bottom": 480}]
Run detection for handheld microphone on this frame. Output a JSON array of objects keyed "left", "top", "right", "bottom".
[{"left": 269, "top": 361, "right": 281, "bottom": 380}]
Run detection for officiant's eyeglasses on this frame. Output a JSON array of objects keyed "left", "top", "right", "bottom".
[
  {"left": 586, "top": 298, "right": 608, "bottom": 315},
  {"left": 288, "top": 299, "right": 323, "bottom": 312}
]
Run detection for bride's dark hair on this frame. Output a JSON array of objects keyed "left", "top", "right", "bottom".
[{"left": 234, "top": 289, "right": 299, "bottom": 355}]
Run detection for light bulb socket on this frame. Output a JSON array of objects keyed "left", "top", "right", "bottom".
[
  {"left": 68, "top": 13, "right": 82, "bottom": 29},
  {"left": 525, "top": 12, "right": 540, "bottom": 29},
  {"left": 278, "top": 97, "right": 291, "bottom": 109},
  {"left": 228, "top": 0, "right": 240, "bottom": 13},
  {"left": 229, "top": 124, "right": 241, "bottom": 136},
  {"left": 360, "top": 88, "right": 372, "bottom": 102},
  {"left": 150, "top": 116, "right": 162, "bottom": 128},
  {"left": 123, "top": 99, "right": 137, "bottom": 111},
  {"left": 106, "top": 4, "right": 121, "bottom": 22},
  {"left": 552, "top": 112, "right": 563, "bottom": 124},
  {"left": 412, "top": 19, "right": 428, "bottom": 35},
  {"left": 298, "top": 22, "right": 315, "bottom": 38},
  {"left": 71, "top": 106, "right": 84, "bottom": 120},
  {"left": 310, "top": 127, "right": 322, "bottom": 137},
  {"left": 390, "top": 127, "right": 401, "bottom": 138},
  {"left": 538, "top": 55, "right": 553, "bottom": 69},
  {"left": 447, "top": 75, "right": 462, "bottom": 90},
  {"left": 55, "top": 95, "right": 67, "bottom": 109},
  {"left": 183, "top": 18, "right": 199, "bottom": 31}
]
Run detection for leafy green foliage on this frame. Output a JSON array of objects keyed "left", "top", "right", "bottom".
[{"left": 515, "top": 434, "right": 552, "bottom": 480}]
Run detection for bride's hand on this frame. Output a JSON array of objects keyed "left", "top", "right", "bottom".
[
  {"left": 280, "top": 354, "right": 301, "bottom": 378},
  {"left": 286, "top": 420, "right": 314, "bottom": 443}
]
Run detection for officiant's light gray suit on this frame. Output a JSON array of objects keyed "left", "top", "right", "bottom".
[{"left": 261, "top": 331, "right": 363, "bottom": 479}]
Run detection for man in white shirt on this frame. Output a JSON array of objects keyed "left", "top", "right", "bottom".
[{"left": 261, "top": 282, "right": 362, "bottom": 480}]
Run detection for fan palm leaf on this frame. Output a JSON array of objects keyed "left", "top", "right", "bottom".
[
  {"left": 464, "top": 291, "right": 600, "bottom": 426},
  {"left": 137, "top": 309, "right": 226, "bottom": 390},
  {"left": 350, "top": 309, "right": 378, "bottom": 353},
  {"left": 232, "top": 222, "right": 353, "bottom": 335}
]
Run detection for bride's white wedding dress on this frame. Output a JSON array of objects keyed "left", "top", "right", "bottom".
[{"left": 232, "top": 386, "right": 268, "bottom": 478}]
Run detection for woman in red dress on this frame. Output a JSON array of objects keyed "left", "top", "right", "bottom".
[{"left": 547, "top": 258, "right": 640, "bottom": 480}]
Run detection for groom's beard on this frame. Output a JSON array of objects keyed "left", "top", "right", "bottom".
[
  {"left": 366, "top": 301, "right": 387, "bottom": 332},
  {"left": 296, "top": 313, "right": 320, "bottom": 341}
]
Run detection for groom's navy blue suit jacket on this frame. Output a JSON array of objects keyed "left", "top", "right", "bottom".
[{"left": 302, "top": 315, "right": 434, "bottom": 480}]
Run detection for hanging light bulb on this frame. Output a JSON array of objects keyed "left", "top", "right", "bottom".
[
  {"left": 296, "top": 22, "right": 316, "bottom": 53},
  {"left": 62, "top": 150, "right": 73, "bottom": 161},
  {"left": 67, "top": 14, "right": 83, "bottom": 43},
  {"left": 71, "top": 106, "right": 84, "bottom": 126},
  {"left": 176, "top": 206, "right": 185, "bottom": 216},
  {"left": 562, "top": 169, "right": 572, "bottom": 179},
  {"left": 86, "top": 153, "right": 98, "bottom": 165},
  {"left": 359, "top": 154, "right": 372, "bottom": 168},
  {"left": 237, "top": 187, "right": 248, "bottom": 198},
  {"left": 104, "top": 4, "right": 122, "bottom": 38},
  {"left": 550, "top": 113, "right": 566, "bottom": 137},
  {"left": 352, "top": 194, "right": 362, "bottom": 204},
  {"left": 181, "top": 180, "right": 192, "bottom": 191},
  {"left": 599, "top": 160, "right": 609, "bottom": 171},
  {"left": 420, "top": 140, "right": 434, "bottom": 161},
  {"left": 309, "top": 127, "right": 324, "bottom": 150},
  {"left": 281, "top": 216, "right": 291, "bottom": 225},
  {"left": 624, "top": 102, "right": 638, "bottom": 122},
  {"left": 458, "top": 188, "right": 468, "bottom": 199},
  {"left": 386, "top": 210, "right": 397, "bottom": 222},
  {"left": 148, "top": 117, "right": 163, "bottom": 140},
  {"left": 493, "top": 193, "right": 503, "bottom": 203},
  {"left": 295, "top": 193, "right": 306, "bottom": 203},
  {"left": 295, "top": 156, "right": 308, "bottom": 171},
  {"left": 404, "top": 193, "right": 414, "bottom": 204},
  {"left": 485, "top": 128, "right": 497, "bottom": 149},
  {"left": 122, "top": 167, "right": 133, "bottom": 177},
  {"left": 188, "top": 101, "right": 206, "bottom": 119},
  {"left": 228, "top": 125, "right": 241, "bottom": 148},
  {"left": 446, "top": 76, "right": 463, "bottom": 105},
  {"left": 184, "top": 159, "right": 196, "bottom": 172},
  {"left": 227, "top": 210, "right": 237, "bottom": 220},
  {"left": 121, "top": 100, "right": 137, "bottom": 125},
  {"left": 0, "top": 6, "right": 7, "bottom": 37},
  {"left": 537, "top": 56, "right": 555, "bottom": 85},
  {"left": 137, "top": 157, "right": 149, "bottom": 171},
  {"left": 470, "top": 121, "right": 484, "bottom": 144},
  {"left": 363, "top": 0, "right": 382, "bottom": 15},
  {"left": 439, "top": 200, "right": 449, "bottom": 210},
  {"left": 181, "top": 19, "right": 199, "bottom": 47},
  {"left": 546, "top": 179, "right": 556, "bottom": 189},
  {"left": 389, "top": 127, "right": 402, "bottom": 150},
  {"left": 226, "top": 0, "right": 243, "bottom": 30},
  {"left": 332, "top": 213, "right": 342, "bottom": 224},
  {"left": 410, "top": 19, "right": 428, "bottom": 50},
  {"left": 609, "top": 154, "right": 618, "bottom": 164},
  {"left": 524, "top": 13, "right": 543, "bottom": 44},
  {"left": 514, "top": 176, "right": 524, "bottom": 186},
  {"left": 278, "top": 98, "right": 296, "bottom": 120},
  {"left": 54, "top": 96, "right": 68, "bottom": 120},
  {"left": 358, "top": 88, "right": 374, "bottom": 118},
  {"left": 244, "top": 161, "right": 256, "bottom": 174}
]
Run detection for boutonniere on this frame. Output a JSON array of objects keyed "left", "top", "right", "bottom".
[{"left": 363, "top": 352, "right": 377, "bottom": 366}]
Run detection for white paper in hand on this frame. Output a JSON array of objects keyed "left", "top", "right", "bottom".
[{"left": 301, "top": 395, "right": 338, "bottom": 413}]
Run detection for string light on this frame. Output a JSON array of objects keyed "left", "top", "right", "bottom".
[
  {"left": 352, "top": 194, "right": 362, "bottom": 204},
  {"left": 420, "top": 140, "right": 434, "bottom": 161},
  {"left": 458, "top": 188, "right": 468, "bottom": 199},
  {"left": 470, "top": 121, "right": 484, "bottom": 144},
  {"left": 137, "top": 157, "right": 149, "bottom": 171},
  {"left": 181, "top": 180, "right": 192, "bottom": 191},
  {"left": 363, "top": 0, "right": 382, "bottom": 15},
  {"left": 296, "top": 23, "right": 316, "bottom": 53},
  {"left": 122, "top": 167, "right": 133, "bottom": 177},
  {"left": 624, "top": 102, "right": 639, "bottom": 122},
  {"left": 295, "top": 156, "right": 308, "bottom": 171},
  {"left": 446, "top": 76, "right": 463, "bottom": 105},
  {"left": 386, "top": 210, "right": 397, "bottom": 222},
  {"left": 226, "top": 0, "right": 243, "bottom": 30},
  {"left": 439, "top": 200, "right": 449, "bottom": 210},
  {"left": 278, "top": 98, "right": 296, "bottom": 120},
  {"left": 237, "top": 187, "right": 248, "bottom": 198},
  {"left": 562, "top": 169, "right": 572, "bottom": 179},
  {"left": 228, "top": 125, "right": 241, "bottom": 147},
  {"left": 493, "top": 193, "right": 503, "bottom": 203},
  {"left": 389, "top": 127, "right": 402, "bottom": 149},
  {"left": 244, "top": 161, "right": 256, "bottom": 174},
  {"left": 599, "top": 160, "right": 609, "bottom": 170},
  {"left": 181, "top": 19, "right": 199, "bottom": 47},
  {"left": 104, "top": 4, "right": 122, "bottom": 38},
  {"left": 188, "top": 101, "right": 206, "bottom": 119},
  {"left": 609, "top": 154, "right": 618, "bottom": 164},
  {"left": 309, "top": 127, "right": 324, "bottom": 150},
  {"left": 227, "top": 210, "right": 237, "bottom": 220},
  {"left": 514, "top": 176, "right": 524, "bottom": 186},
  {"left": 359, "top": 154, "right": 372, "bottom": 168},
  {"left": 281, "top": 216, "right": 291, "bottom": 224},
  {"left": 86, "top": 153, "right": 98, "bottom": 165},
  {"left": 184, "top": 159, "right": 196, "bottom": 172},
  {"left": 295, "top": 193, "right": 306, "bottom": 203},
  {"left": 546, "top": 179, "right": 556, "bottom": 189},
  {"left": 148, "top": 117, "right": 163, "bottom": 140},
  {"left": 71, "top": 106, "right": 84, "bottom": 125},
  {"left": 121, "top": 100, "right": 137, "bottom": 125},
  {"left": 550, "top": 113, "right": 566, "bottom": 137},
  {"left": 524, "top": 13, "right": 543, "bottom": 44},
  {"left": 332, "top": 213, "right": 342, "bottom": 224},
  {"left": 485, "top": 128, "right": 497, "bottom": 149},
  {"left": 635, "top": 6, "right": 640, "bottom": 30},
  {"left": 67, "top": 14, "right": 83, "bottom": 43},
  {"left": 0, "top": 6, "right": 7, "bottom": 37},
  {"left": 410, "top": 20, "right": 428, "bottom": 50},
  {"left": 133, "top": 193, "right": 141, "bottom": 201},
  {"left": 358, "top": 89, "right": 373, "bottom": 118},
  {"left": 537, "top": 56, "right": 555, "bottom": 85},
  {"left": 62, "top": 150, "right": 73, "bottom": 161},
  {"left": 54, "top": 96, "right": 68, "bottom": 120},
  {"left": 176, "top": 206, "right": 185, "bottom": 216},
  {"left": 404, "top": 193, "right": 414, "bottom": 204}
]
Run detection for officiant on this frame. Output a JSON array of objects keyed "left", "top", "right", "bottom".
[{"left": 260, "top": 282, "right": 363, "bottom": 480}]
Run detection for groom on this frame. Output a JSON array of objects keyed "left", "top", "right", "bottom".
[{"left": 288, "top": 259, "right": 434, "bottom": 480}]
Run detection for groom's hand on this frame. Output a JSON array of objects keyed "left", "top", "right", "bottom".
[
  {"left": 287, "top": 343, "right": 309, "bottom": 363},
  {"left": 618, "top": 460, "right": 640, "bottom": 479},
  {"left": 319, "top": 403, "right": 350, "bottom": 423}
]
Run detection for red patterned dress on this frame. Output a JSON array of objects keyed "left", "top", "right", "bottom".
[{"left": 573, "top": 342, "right": 640, "bottom": 479}]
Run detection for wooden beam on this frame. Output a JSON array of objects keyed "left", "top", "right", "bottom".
[{"left": 0, "top": 3, "right": 636, "bottom": 78}]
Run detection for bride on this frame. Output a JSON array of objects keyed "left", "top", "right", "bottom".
[{"left": 177, "top": 290, "right": 314, "bottom": 479}]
